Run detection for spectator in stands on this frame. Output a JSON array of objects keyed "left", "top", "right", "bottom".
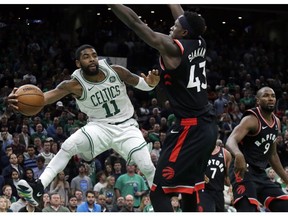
[
  {"left": 0, "top": 195, "right": 12, "bottom": 212},
  {"left": 11, "top": 133, "right": 26, "bottom": 156},
  {"left": 4, "top": 168, "right": 20, "bottom": 199},
  {"left": 23, "top": 168, "right": 36, "bottom": 184},
  {"left": 33, "top": 155, "right": 46, "bottom": 180},
  {"left": 46, "top": 117, "right": 60, "bottom": 138},
  {"left": 30, "top": 124, "right": 47, "bottom": 143},
  {"left": 115, "top": 164, "right": 148, "bottom": 209},
  {"left": 93, "top": 171, "right": 107, "bottom": 198},
  {"left": 120, "top": 194, "right": 136, "bottom": 212},
  {"left": 42, "top": 192, "right": 70, "bottom": 212},
  {"left": 53, "top": 126, "right": 67, "bottom": 145},
  {"left": 49, "top": 170, "right": 70, "bottom": 206},
  {"left": 139, "top": 194, "right": 153, "bottom": 212},
  {"left": 76, "top": 190, "right": 101, "bottom": 212},
  {"left": 111, "top": 196, "right": 125, "bottom": 212},
  {"left": 18, "top": 124, "right": 31, "bottom": 149},
  {"left": 23, "top": 145, "right": 37, "bottom": 169},
  {"left": 33, "top": 137, "right": 44, "bottom": 155},
  {"left": 214, "top": 91, "right": 229, "bottom": 118},
  {"left": 70, "top": 163, "right": 93, "bottom": 200},
  {"left": 276, "top": 92, "right": 288, "bottom": 116},
  {"left": 2, "top": 184, "right": 16, "bottom": 205},
  {"left": 67, "top": 195, "right": 78, "bottom": 212},
  {"left": 112, "top": 160, "right": 124, "bottom": 181},
  {"left": 2, "top": 153, "right": 24, "bottom": 182},
  {"left": 18, "top": 201, "right": 42, "bottom": 212},
  {"left": 0, "top": 131, "right": 13, "bottom": 153},
  {"left": 97, "top": 194, "right": 109, "bottom": 212},
  {"left": 74, "top": 190, "right": 84, "bottom": 206},
  {"left": 171, "top": 196, "right": 182, "bottom": 212},
  {"left": 99, "top": 175, "right": 116, "bottom": 211}
]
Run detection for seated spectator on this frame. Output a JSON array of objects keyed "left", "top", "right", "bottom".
[
  {"left": 66, "top": 195, "right": 77, "bottom": 212},
  {"left": 120, "top": 194, "right": 136, "bottom": 212},
  {"left": 139, "top": 194, "right": 153, "bottom": 212},
  {"left": 111, "top": 196, "right": 125, "bottom": 212},
  {"left": 11, "top": 133, "right": 26, "bottom": 156},
  {"left": 74, "top": 190, "right": 84, "bottom": 206},
  {"left": 2, "top": 153, "right": 24, "bottom": 182},
  {"left": 4, "top": 168, "right": 20, "bottom": 199},
  {"left": 76, "top": 190, "right": 101, "bottom": 212},
  {"left": 2, "top": 184, "right": 17, "bottom": 205},
  {"left": 38, "top": 192, "right": 50, "bottom": 210},
  {"left": 23, "top": 168, "right": 36, "bottom": 184},
  {"left": 171, "top": 196, "right": 182, "bottom": 212},
  {"left": 39, "top": 138, "right": 55, "bottom": 166},
  {"left": 18, "top": 201, "right": 42, "bottom": 212},
  {"left": 33, "top": 155, "right": 46, "bottom": 180},
  {"left": 0, "top": 145, "right": 13, "bottom": 173},
  {"left": 99, "top": 175, "right": 116, "bottom": 211},
  {"left": 0, "top": 195, "right": 13, "bottom": 212},
  {"left": 42, "top": 192, "right": 70, "bottom": 212},
  {"left": 97, "top": 194, "right": 109, "bottom": 212},
  {"left": 23, "top": 145, "right": 38, "bottom": 169},
  {"left": 30, "top": 124, "right": 47, "bottom": 143}
]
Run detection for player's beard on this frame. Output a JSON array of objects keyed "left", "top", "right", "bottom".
[
  {"left": 261, "top": 104, "right": 275, "bottom": 113},
  {"left": 82, "top": 63, "right": 99, "bottom": 76}
]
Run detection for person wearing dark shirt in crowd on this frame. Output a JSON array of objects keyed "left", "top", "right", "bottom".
[
  {"left": 226, "top": 87, "right": 288, "bottom": 212},
  {"left": 120, "top": 194, "right": 136, "bottom": 212},
  {"left": 109, "top": 4, "right": 218, "bottom": 212},
  {"left": 2, "top": 153, "right": 24, "bottom": 182}
]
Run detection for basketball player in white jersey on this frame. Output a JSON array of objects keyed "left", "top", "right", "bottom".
[{"left": 7, "top": 44, "right": 160, "bottom": 206}]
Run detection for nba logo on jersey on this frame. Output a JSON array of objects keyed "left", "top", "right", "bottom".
[{"left": 219, "top": 153, "right": 224, "bottom": 158}]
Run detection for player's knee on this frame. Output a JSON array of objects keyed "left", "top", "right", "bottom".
[
  {"left": 61, "top": 140, "right": 78, "bottom": 156},
  {"left": 140, "top": 163, "right": 155, "bottom": 177}
]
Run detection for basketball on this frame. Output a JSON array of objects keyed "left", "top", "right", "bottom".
[{"left": 16, "top": 84, "right": 45, "bottom": 116}]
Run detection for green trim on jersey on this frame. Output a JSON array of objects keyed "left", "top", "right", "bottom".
[
  {"left": 81, "top": 127, "right": 94, "bottom": 159},
  {"left": 102, "top": 59, "right": 124, "bottom": 84},
  {"left": 126, "top": 141, "right": 147, "bottom": 165},
  {"left": 72, "top": 75, "right": 87, "bottom": 101}
]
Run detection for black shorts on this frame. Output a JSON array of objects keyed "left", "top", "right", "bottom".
[
  {"left": 151, "top": 115, "right": 217, "bottom": 194},
  {"left": 199, "top": 189, "right": 225, "bottom": 212},
  {"left": 230, "top": 162, "right": 288, "bottom": 209}
]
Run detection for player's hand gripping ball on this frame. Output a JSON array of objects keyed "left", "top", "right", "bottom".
[{"left": 15, "top": 84, "right": 45, "bottom": 116}]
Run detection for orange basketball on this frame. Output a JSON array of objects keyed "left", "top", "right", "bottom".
[{"left": 16, "top": 84, "right": 45, "bottom": 116}]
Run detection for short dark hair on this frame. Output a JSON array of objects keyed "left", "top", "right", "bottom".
[
  {"left": 184, "top": 11, "right": 206, "bottom": 38},
  {"left": 75, "top": 44, "right": 95, "bottom": 60},
  {"left": 85, "top": 190, "right": 95, "bottom": 197}
]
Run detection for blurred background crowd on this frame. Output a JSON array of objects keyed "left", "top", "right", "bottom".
[{"left": 0, "top": 4, "right": 288, "bottom": 212}]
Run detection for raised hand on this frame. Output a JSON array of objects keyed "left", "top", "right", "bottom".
[{"left": 141, "top": 69, "right": 160, "bottom": 87}]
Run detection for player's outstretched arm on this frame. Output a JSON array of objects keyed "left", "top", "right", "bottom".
[
  {"left": 168, "top": 4, "right": 184, "bottom": 20},
  {"left": 112, "top": 65, "right": 160, "bottom": 91},
  {"left": 44, "top": 79, "right": 81, "bottom": 105},
  {"left": 108, "top": 4, "right": 178, "bottom": 56}
]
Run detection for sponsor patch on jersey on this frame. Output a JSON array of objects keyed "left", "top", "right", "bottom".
[{"left": 109, "top": 76, "right": 116, "bottom": 83}]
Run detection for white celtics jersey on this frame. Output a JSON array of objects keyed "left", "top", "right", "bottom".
[{"left": 71, "top": 59, "right": 134, "bottom": 124}]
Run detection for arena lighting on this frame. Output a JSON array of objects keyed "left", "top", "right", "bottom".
[
  {"left": 25, "top": 7, "right": 29, "bottom": 10},
  {"left": 222, "top": 21, "right": 226, "bottom": 24},
  {"left": 151, "top": 10, "right": 155, "bottom": 13},
  {"left": 108, "top": 8, "right": 111, "bottom": 10},
  {"left": 97, "top": 13, "right": 100, "bottom": 16},
  {"left": 238, "top": 16, "right": 243, "bottom": 19}
]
